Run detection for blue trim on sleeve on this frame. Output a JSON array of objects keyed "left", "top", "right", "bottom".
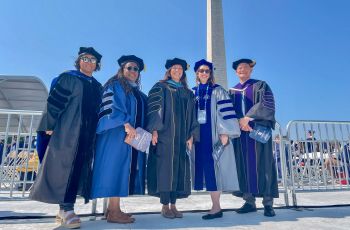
[
  {"left": 223, "top": 114, "right": 237, "bottom": 120},
  {"left": 217, "top": 99, "right": 232, "bottom": 105},
  {"left": 220, "top": 107, "right": 235, "bottom": 112}
]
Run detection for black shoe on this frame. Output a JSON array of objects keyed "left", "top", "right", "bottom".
[
  {"left": 236, "top": 203, "right": 257, "bottom": 214},
  {"left": 264, "top": 206, "right": 276, "bottom": 217},
  {"left": 202, "top": 210, "right": 223, "bottom": 220}
]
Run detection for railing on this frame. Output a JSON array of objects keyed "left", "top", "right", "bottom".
[
  {"left": 1, "top": 110, "right": 349, "bottom": 210},
  {"left": 284, "top": 120, "right": 350, "bottom": 206},
  {"left": 0, "top": 109, "right": 42, "bottom": 198},
  {"left": 272, "top": 122, "right": 289, "bottom": 206}
]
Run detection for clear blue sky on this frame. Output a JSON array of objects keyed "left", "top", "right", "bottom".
[{"left": 1, "top": 0, "right": 349, "bottom": 127}]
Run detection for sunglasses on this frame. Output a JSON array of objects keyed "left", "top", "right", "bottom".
[
  {"left": 172, "top": 67, "right": 183, "bottom": 71},
  {"left": 198, "top": 69, "right": 210, "bottom": 74},
  {"left": 125, "top": 66, "right": 140, "bottom": 72},
  {"left": 80, "top": 56, "right": 97, "bottom": 64}
]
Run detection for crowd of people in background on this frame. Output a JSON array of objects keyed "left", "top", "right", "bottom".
[{"left": 272, "top": 131, "right": 350, "bottom": 186}]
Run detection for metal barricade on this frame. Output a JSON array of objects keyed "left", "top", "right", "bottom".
[
  {"left": 0, "top": 109, "right": 42, "bottom": 199},
  {"left": 273, "top": 122, "right": 289, "bottom": 206},
  {"left": 285, "top": 120, "right": 350, "bottom": 206},
  {"left": 2, "top": 114, "right": 349, "bottom": 210}
]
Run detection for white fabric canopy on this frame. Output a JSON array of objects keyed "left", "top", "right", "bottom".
[
  {"left": 0, "top": 75, "right": 48, "bottom": 111},
  {"left": 0, "top": 75, "right": 48, "bottom": 134}
]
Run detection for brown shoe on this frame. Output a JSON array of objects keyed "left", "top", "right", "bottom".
[
  {"left": 170, "top": 206, "right": 183, "bottom": 218},
  {"left": 161, "top": 206, "right": 175, "bottom": 219},
  {"left": 104, "top": 209, "right": 133, "bottom": 220},
  {"left": 121, "top": 210, "right": 133, "bottom": 217},
  {"left": 107, "top": 210, "right": 135, "bottom": 224}
]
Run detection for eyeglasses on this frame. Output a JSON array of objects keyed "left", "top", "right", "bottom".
[
  {"left": 172, "top": 67, "right": 183, "bottom": 71},
  {"left": 80, "top": 56, "right": 97, "bottom": 64},
  {"left": 198, "top": 69, "right": 210, "bottom": 74},
  {"left": 125, "top": 66, "right": 140, "bottom": 72}
]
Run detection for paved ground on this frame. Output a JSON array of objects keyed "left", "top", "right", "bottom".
[{"left": 1, "top": 191, "right": 350, "bottom": 229}]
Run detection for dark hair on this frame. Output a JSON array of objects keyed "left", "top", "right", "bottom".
[
  {"left": 160, "top": 68, "right": 189, "bottom": 90},
  {"left": 103, "top": 62, "right": 141, "bottom": 94},
  {"left": 195, "top": 67, "right": 215, "bottom": 86},
  {"left": 74, "top": 54, "right": 101, "bottom": 71}
]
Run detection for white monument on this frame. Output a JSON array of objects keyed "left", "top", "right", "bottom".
[{"left": 207, "top": 0, "right": 228, "bottom": 88}]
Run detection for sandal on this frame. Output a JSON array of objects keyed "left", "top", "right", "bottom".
[
  {"left": 55, "top": 210, "right": 64, "bottom": 223},
  {"left": 60, "top": 210, "right": 81, "bottom": 229},
  {"left": 55, "top": 214, "right": 62, "bottom": 223}
]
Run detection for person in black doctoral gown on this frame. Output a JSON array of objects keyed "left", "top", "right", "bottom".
[
  {"left": 229, "top": 58, "right": 278, "bottom": 217},
  {"left": 146, "top": 58, "right": 199, "bottom": 219},
  {"left": 30, "top": 47, "right": 102, "bottom": 228}
]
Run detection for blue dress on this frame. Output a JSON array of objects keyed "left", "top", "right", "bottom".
[
  {"left": 91, "top": 80, "right": 147, "bottom": 198},
  {"left": 193, "top": 83, "right": 217, "bottom": 191}
]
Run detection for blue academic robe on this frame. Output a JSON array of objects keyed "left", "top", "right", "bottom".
[
  {"left": 193, "top": 83, "right": 216, "bottom": 191},
  {"left": 91, "top": 80, "right": 147, "bottom": 198}
]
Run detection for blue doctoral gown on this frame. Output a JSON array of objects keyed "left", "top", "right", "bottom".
[{"left": 91, "top": 80, "right": 147, "bottom": 198}]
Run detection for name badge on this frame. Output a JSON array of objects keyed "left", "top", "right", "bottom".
[{"left": 197, "top": 109, "right": 207, "bottom": 124}]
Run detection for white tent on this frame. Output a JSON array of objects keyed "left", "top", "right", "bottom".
[
  {"left": 0, "top": 75, "right": 48, "bottom": 134},
  {"left": 0, "top": 75, "right": 48, "bottom": 111}
]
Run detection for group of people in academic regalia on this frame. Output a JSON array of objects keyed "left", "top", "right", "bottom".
[{"left": 29, "top": 46, "right": 278, "bottom": 229}]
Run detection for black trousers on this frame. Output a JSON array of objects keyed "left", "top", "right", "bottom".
[
  {"left": 59, "top": 203, "right": 74, "bottom": 211},
  {"left": 160, "top": 192, "right": 177, "bottom": 205}
]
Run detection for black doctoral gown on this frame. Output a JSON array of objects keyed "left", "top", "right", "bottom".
[
  {"left": 30, "top": 70, "right": 102, "bottom": 204},
  {"left": 146, "top": 81, "right": 199, "bottom": 199},
  {"left": 229, "top": 79, "right": 279, "bottom": 198}
]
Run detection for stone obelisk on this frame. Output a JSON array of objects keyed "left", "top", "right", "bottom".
[{"left": 207, "top": 0, "right": 228, "bottom": 88}]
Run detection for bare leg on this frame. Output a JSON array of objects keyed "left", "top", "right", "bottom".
[
  {"left": 108, "top": 197, "right": 132, "bottom": 216},
  {"left": 107, "top": 197, "right": 135, "bottom": 223},
  {"left": 209, "top": 191, "right": 221, "bottom": 214}
]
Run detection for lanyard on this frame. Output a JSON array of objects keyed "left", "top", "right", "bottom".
[{"left": 196, "top": 84, "right": 210, "bottom": 111}]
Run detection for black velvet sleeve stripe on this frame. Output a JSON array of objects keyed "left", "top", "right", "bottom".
[
  {"left": 51, "top": 89, "right": 68, "bottom": 103},
  {"left": 222, "top": 114, "right": 237, "bottom": 120},
  {"left": 55, "top": 84, "right": 71, "bottom": 96},
  {"left": 98, "top": 108, "right": 112, "bottom": 119},
  {"left": 262, "top": 90, "right": 275, "bottom": 110},
  {"left": 219, "top": 107, "right": 235, "bottom": 112},
  {"left": 148, "top": 95, "right": 162, "bottom": 105},
  {"left": 147, "top": 104, "right": 161, "bottom": 115},
  {"left": 100, "top": 100, "right": 113, "bottom": 108},
  {"left": 217, "top": 99, "right": 232, "bottom": 105},
  {"left": 148, "top": 86, "right": 162, "bottom": 96},
  {"left": 103, "top": 92, "right": 114, "bottom": 98},
  {"left": 47, "top": 96, "right": 65, "bottom": 110}
]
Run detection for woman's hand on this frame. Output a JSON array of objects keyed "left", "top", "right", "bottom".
[
  {"left": 152, "top": 130, "right": 158, "bottom": 146},
  {"left": 45, "top": 130, "right": 53, "bottom": 135},
  {"left": 219, "top": 134, "right": 229, "bottom": 146},
  {"left": 239, "top": 117, "right": 253, "bottom": 132},
  {"left": 186, "top": 136, "right": 194, "bottom": 151},
  {"left": 124, "top": 123, "right": 136, "bottom": 139}
]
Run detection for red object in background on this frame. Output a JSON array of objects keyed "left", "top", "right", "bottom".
[{"left": 337, "top": 172, "right": 349, "bottom": 185}]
